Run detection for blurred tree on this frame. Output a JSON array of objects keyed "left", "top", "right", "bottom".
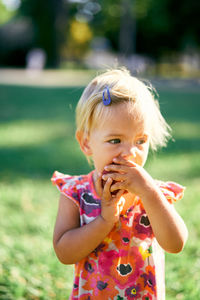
[
  {"left": 119, "top": 0, "right": 136, "bottom": 55},
  {"left": 18, "top": 0, "right": 68, "bottom": 67},
  {"left": 89, "top": 0, "right": 200, "bottom": 59},
  {"left": 0, "top": 0, "right": 16, "bottom": 25},
  {"left": 168, "top": 0, "right": 200, "bottom": 52},
  {"left": 91, "top": 0, "right": 122, "bottom": 51},
  {"left": 136, "top": 0, "right": 171, "bottom": 58},
  {"left": 65, "top": 19, "right": 92, "bottom": 61},
  {"left": 0, "top": 0, "right": 199, "bottom": 67},
  {"left": 0, "top": 0, "right": 35, "bottom": 67},
  {"left": 136, "top": 0, "right": 200, "bottom": 58}
]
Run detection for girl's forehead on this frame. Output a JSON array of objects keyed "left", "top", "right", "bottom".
[
  {"left": 92, "top": 102, "right": 147, "bottom": 133},
  {"left": 98, "top": 102, "right": 135, "bottom": 118}
]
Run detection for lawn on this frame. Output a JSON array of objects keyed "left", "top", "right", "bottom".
[{"left": 0, "top": 79, "right": 200, "bottom": 299}]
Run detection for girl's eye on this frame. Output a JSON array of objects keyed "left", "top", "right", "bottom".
[
  {"left": 136, "top": 138, "right": 146, "bottom": 145},
  {"left": 108, "top": 139, "right": 121, "bottom": 144}
]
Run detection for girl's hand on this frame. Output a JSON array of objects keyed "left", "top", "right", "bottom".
[
  {"left": 102, "top": 156, "right": 156, "bottom": 199},
  {"left": 101, "top": 158, "right": 188, "bottom": 254},
  {"left": 96, "top": 173, "right": 125, "bottom": 225}
]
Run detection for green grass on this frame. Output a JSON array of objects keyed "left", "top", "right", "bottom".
[{"left": 0, "top": 82, "right": 200, "bottom": 299}]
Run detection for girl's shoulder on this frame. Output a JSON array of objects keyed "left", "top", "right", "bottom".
[
  {"left": 156, "top": 180, "right": 185, "bottom": 204},
  {"left": 51, "top": 170, "right": 94, "bottom": 206},
  {"left": 51, "top": 170, "right": 92, "bottom": 188}
]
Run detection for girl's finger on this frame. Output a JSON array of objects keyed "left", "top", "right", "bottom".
[
  {"left": 95, "top": 172, "right": 103, "bottom": 197},
  {"left": 102, "top": 172, "right": 125, "bottom": 182},
  {"left": 104, "top": 161, "right": 136, "bottom": 174},
  {"left": 113, "top": 156, "right": 137, "bottom": 167},
  {"left": 110, "top": 182, "right": 126, "bottom": 193},
  {"left": 102, "top": 177, "right": 112, "bottom": 201},
  {"left": 115, "top": 189, "right": 125, "bottom": 199},
  {"left": 104, "top": 164, "right": 126, "bottom": 174}
]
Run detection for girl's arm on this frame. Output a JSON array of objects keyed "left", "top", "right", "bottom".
[
  {"left": 139, "top": 184, "right": 188, "bottom": 253},
  {"left": 53, "top": 178, "right": 124, "bottom": 264}
]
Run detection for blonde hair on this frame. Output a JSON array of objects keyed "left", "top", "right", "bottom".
[{"left": 76, "top": 68, "right": 171, "bottom": 151}]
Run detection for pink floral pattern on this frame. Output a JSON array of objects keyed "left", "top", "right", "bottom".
[{"left": 51, "top": 171, "right": 185, "bottom": 300}]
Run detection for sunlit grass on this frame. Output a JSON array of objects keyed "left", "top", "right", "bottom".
[
  {"left": 0, "top": 120, "right": 73, "bottom": 148},
  {"left": 147, "top": 151, "right": 200, "bottom": 182},
  {"left": 0, "top": 82, "right": 200, "bottom": 299},
  {"left": 0, "top": 180, "right": 74, "bottom": 300},
  {"left": 172, "top": 121, "right": 200, "bottom": 139}
]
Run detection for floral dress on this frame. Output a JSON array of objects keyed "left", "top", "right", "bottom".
[{"left": 51, "top": 171, "right": 184, "bottom": 300}]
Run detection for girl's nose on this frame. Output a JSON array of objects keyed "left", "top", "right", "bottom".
[{"left": 121, "top": 145, "right": 137, "bottom": 160}]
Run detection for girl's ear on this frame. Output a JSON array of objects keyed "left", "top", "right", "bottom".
[{"left": 76, "top": 130, "right": 92, "bottom": 156}]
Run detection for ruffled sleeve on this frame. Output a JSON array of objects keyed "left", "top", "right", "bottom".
[
  {"left": 157, "top": 181, "right": 185, "bottom": 204},
  {"left": 51, "top": 171, "right": 80, "bottom": 207}
]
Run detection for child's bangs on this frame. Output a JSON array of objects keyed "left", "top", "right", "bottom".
[
  {"left": 90, "top": 100, "right": 144, "bottom": 131},
  {"left": 90, "top": 102, "right": 112, "bottom": 130}
]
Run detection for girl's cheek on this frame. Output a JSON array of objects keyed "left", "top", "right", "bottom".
[{"left": 134, "top": 153, "right": 146, "bottom": 166}]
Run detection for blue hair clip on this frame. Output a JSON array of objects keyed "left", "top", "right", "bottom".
[{"left": 102, "top": 86, "right": 112, "bottom": 106}]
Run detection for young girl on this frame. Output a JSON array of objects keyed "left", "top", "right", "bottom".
[{"left": 51, "top": 69, "right": 188, "bottom": 300}]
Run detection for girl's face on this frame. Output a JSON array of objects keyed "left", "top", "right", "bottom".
[{"left": 87, "top": 102, "right": 150, "bottom": 173}]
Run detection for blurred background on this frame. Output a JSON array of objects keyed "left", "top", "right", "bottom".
[
  {"left": 1, "top": 1, "right": 200, "bottom": 300},
  {"left": 0, "top": 0, "right": 200, "bottom": 76}
]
